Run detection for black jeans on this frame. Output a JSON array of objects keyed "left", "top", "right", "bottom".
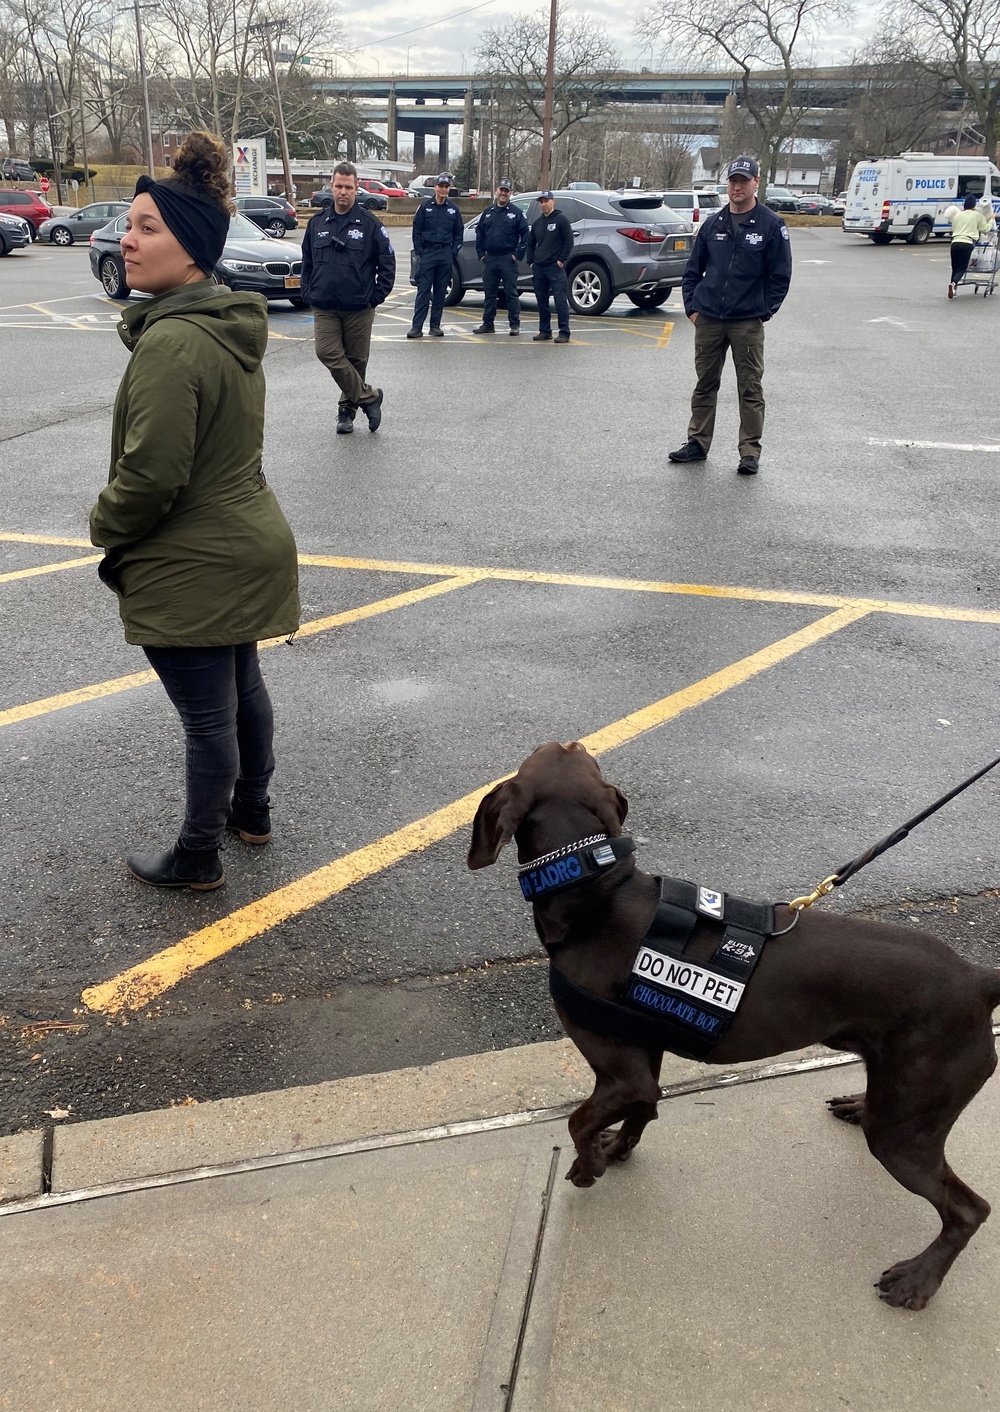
[
  {"left": 143, "top": 643, "right": 275, "bottom": 851},
  {"left": 950, "top": 241, "right": 974, "bottom": 282},
  {"left": 482, "top": 253, "right": 521, "bottom": 327},
  {"left": 531, "top": 262, "right": 570, "bottom": 335},
  {"left": 412, "top": 249, "right": 453, "bottom": 330}
]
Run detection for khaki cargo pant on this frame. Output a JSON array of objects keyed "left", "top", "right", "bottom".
[
  {"left": 313, "top": 306, "right": 378, "bottom": 414},
  {"left": 687, "top": 315, "right": 765, "bottom": 459}
]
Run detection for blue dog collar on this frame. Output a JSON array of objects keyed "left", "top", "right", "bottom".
[{"left": 519, "top": 834, "right": 636, "bottom": 901}]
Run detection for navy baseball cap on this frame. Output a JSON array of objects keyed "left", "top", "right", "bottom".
[
  {"left": 435, "top": 173, "right": 452, "bottom": 185},
  {"left": 728, "top": 155, "right": 760, "bottom": 179},
  {"left": 497, "top": 179, "right": 512, "bottom": 190},
  {"left": 539, "top": 189, "right": 555, "bottom": 200}
]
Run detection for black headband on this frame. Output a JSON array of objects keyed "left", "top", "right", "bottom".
[{"left": 134, "top": 173, "right": 229, "bottom": 274}]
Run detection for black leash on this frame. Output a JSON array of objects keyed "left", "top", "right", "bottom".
[{"left": 788, "top": 750, "right": 1000, "bottom": 914}]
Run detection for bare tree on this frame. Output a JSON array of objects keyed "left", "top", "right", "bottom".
[
  {"left": 638, "top": 0, "right": 855, "bottom": 189},
  {"left": 843, "top": 30, "right": 950, "bottom": 158},
  {"left": 476, "top": 12, "right": 622, "bottom": 150},
  {"left": 883, "top": 0, "right": 1000, "bottom": 156}
]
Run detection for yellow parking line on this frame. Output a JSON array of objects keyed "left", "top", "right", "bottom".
[
  {"left": 657, "top": 320, "right": 673, "bottom": 348},
  {"left": 0, "top": 573, "right": 481, "bottom": 730},
  {"left": 298, "top": 555, "right": 1000, "bottom": 624},
  {"left": 0, "top": 554, "right": 101, "bottom": 584},
  {"left": 0, "top": 532, "right": 93, "bottom": 548},
  {"left": 82, "top": 604, "right": 866, "bottom": 1014}
]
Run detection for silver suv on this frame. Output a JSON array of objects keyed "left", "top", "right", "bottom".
[
  {"left": 658, "top": 189, "right": 723, "bottom": 226},
  {"left": 413, "top": 189, "right": 693, "bottom": 316}
]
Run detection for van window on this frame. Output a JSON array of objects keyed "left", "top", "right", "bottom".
[
  {"left": 699, "top": 193, "right": 721, "bottom": 207},
  {"left": 958, "top": 174, "right": 986, "bottom": 198}
]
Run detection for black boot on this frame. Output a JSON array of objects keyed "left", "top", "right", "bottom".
[
  {"left": 125, "top": 842, "right": 225, "bottom": 890},
  {"left": 226, "top": 796, "right": 272, "bottom": 845},
  {"left": 336, "top": 408, "right": 355, "bottom": 434}
]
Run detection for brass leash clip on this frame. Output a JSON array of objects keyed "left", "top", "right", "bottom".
[{"left": 787, "top": 872, "right": 839, "bottom": 915}]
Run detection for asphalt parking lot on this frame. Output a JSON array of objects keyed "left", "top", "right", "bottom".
[{"left": 2, "top": 224, "right": 999, "bottom": 1135}]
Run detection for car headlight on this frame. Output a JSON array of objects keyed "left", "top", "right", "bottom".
[{"left": 219, "top": 259, "right": 265, "bottom": 272}]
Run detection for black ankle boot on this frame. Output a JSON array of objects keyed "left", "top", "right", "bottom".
[
  {"left": 226, "top": 796, "right": 272, "bottom": 844},
  {"left": 125, "top": 842, "right": 225, "bottom": 890}
]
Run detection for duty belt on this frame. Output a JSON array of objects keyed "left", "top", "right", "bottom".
[{"left": 550, "top": 877, "right": 774, "bottom": 1061}]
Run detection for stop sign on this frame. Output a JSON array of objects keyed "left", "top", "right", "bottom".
[{"left": 39, "top": 176, "right": 50, "bottom": 192}]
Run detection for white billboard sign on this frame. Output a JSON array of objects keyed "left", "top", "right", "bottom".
[{"left": 233, "top": 139, "right": 267, "bottom": 196}]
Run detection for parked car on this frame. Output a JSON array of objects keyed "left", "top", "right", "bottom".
[
  {"left": 568, "top": 181, "right": 604, "bottom": 191},
  {"left": 309, "top": 185, "right": 388, "bottom": 212},
  {"left": 1, "top": 157, "right": 36, "bottom": 181},
  {"left": 410, "top": 189, "right": 693, "bottom": 317},
  {"left": 38, "top": 201, "right": 130, "bottom": 246},
  {"left": 0, "top": 187, "right": 52, "bottom": 236},
  {"left": 89, "top": 210, "right": 306, "bottom": 306},
  {"left": 658, "top": 189, "right": 724, "bottom": 224},
  {"left": 407, "top": 174, "right": 443, "bottom": 200},
  {"left": 795, "top": 195, "right": 840, "bottom": 217},
  {"left": 761, "top": 186, "right": 800, "bottom": 212},
  {"left": 0, "top": 211, "right": 30, "bottom": 254},
  {"left": 233, "top": 195, "right": 298, "bottom": 236},
  {"left": 358, "top": 177, "right": 406, "bottom": 199}
]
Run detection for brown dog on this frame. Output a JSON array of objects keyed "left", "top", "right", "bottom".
[{"left": 468, "top": 741, "right": 1000, "bottom": 1310}]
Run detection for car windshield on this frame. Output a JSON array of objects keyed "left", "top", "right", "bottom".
[{"left": 230, "top": 212, "right": 270, "bottom": 239}]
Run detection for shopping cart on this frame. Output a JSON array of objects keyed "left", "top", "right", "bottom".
[{"left": 958, "top": 226, "right": 998, "bottom": 297}]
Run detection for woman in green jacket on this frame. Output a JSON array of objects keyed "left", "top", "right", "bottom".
[
  {"left": 947, "top": 195, "right": 996, "bottom": 297},
  {"left": 90, "top": 131, "right": 300, "bottom": 891}
]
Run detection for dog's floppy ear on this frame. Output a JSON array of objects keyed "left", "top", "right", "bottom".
[
  {"left": 467, "top": 779, "right": 526, "bottom": 869},
  {"left": 593, "top": 782, "right": 629, "bottom": 837}
]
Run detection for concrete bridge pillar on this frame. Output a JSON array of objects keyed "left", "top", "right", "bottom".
[
  {"left": 463, "top": 88, "right": 474, "bottom": 157},
  {"left": 438, "top": 130, "right": 449, "bottom": 167},
  {"left": 413, "top": 132, "right": 425, "bottom": 165},
  {"left": 387, "top": 89, "right": 398, "bottom": 162}
]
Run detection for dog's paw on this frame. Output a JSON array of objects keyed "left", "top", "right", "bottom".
[
  {"left": 565, "top": 1161, "right": 597, "bottom": 1188},
  {"left": 876, "top": 1257, "right": 936, "bottom": 1311},
  {"left": 600, "top": 1128, "right": 637, "bottom": 1163},
  {"left": 827, "top": 1092, "right": 865, "bottom": 1125}
]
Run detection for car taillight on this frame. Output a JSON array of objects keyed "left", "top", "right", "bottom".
[
  {"left": 881, "top": 200, "right": 891, "bottom": 220},
  {"left": 617, "top": 226, "right": 661, "bottom": 243},
  {"left": 693, "top": 208, "right": 700, "bottom": 221}
]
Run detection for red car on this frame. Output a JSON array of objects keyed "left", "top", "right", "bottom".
[
  {"left": 0, "top": 188, "right": 53, "bottom": 235},
  {"left": 358, "top": 177, "right": 406, "bottom": 199}
]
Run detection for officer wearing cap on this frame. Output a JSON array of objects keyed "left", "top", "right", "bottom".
[
  {"left": 473, "top": 180, "right": 529, "bottom": 336},
  {"left": 408, "top": 173, "right": 465, "bottom": 338},
  {"left": 526, "top": 190, "right": 573, "bottom": 342},
  {"left": 669, "top": 155, "right": 792, "bottom": 475}
]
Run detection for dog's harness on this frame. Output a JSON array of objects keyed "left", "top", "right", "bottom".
[{"left": 519, "top": 836, "right": 775, "bottom": 1061}]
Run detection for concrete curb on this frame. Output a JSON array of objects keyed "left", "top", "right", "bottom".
[{"left": 2, "top": 1038, "right": 845, "bottom": 1203}]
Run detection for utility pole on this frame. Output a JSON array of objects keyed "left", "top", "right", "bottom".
[
  {"left": 252, "top": 21, "right": 295, "bottom": 201},
  {"left": 45, "top": 73, "right": 65, "bottom": 205},
  {"left": 539, "top": 0, "right": 557, "bottom": 189},
  {"left": 133, "top": 0, "right": 155, "bottom": 174},
  {"left": 77, "top": 76, "right": 94, "bottom": 201}
]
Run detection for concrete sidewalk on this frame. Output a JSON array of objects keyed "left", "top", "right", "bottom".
[{"left": 2, "top": 1039, "right": 998, "bottom": 1411}]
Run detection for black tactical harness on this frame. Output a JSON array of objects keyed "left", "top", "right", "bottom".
[{"left": 522, "top": 838, "right": 775, "bottom": 1062}]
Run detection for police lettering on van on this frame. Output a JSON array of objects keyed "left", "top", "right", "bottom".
[{"left": 843, "top": 153, "right": 1000, "bottom": 246}]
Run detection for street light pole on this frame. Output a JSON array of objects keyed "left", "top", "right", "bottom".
[
  {"left": 539, "top": 0, "right": 557, "bottom": 189},
  {"left": 252, "top": 21, "right": 295, "bottom": 202},
  {"left": 133, "top": 0, "right": 155, "bottom": 174}
]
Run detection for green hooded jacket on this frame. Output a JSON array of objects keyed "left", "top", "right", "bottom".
[{"left": 90, "top": 282, "right": 300, "bottom": 647}]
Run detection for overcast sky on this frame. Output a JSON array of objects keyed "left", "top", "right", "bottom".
[{"left": 332, "top": 0, "right": 878, "bottom": 78}]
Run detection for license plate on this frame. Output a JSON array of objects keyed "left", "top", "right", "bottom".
[
  {"left": 284, "top": 275, "right": 300, "bottom": 288},
  {"left": 673, "top": 238, "right": 687, "bottom": 251}
]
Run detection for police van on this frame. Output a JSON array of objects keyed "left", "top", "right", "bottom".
[{"left": 843, "top": 152, "right": 1000, "bottom": 245}]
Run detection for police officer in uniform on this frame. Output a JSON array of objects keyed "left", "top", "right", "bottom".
[
  {"left": 301, "top": 161, "right": 396, "bottom": 433},
  {"left": 473, "top": 179, "right": 529, "bottom": 335},
  {"left": 669, "top": 155, "right": 792, "bottom": 475},
  {"left": 407, "top": 173, "right": 464, "bottom": 338},
  {"left": 526, "top": 191, "right": 573, "bottom": 342}
]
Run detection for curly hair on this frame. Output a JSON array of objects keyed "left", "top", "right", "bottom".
[{"left": 172, "top": 131, "right": 234, "bottom": 214}]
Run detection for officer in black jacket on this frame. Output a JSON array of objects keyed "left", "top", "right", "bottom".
[
  {"left": 301, "top": 162, "right": 396, "bottom": 433},
  {"left": 526, "top": 191, "right": 574, "bottom": 341},
  {"left": 669, "top": 155, "right": 792, "bottom": 475},
  {"left": 473, "top": 179, "right": 529, "bottom": 335},
  {"left": 407, "top": 174, "right": 465, "bottom": 338}
]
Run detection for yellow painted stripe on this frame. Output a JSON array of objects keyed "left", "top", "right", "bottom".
[
  {"left": 0, "top": 532, "right": 93, "bottom": 548},
  {"left": 0, "top": 575, "right": 479, "bottom": 730},
  {"left": 657, "top": 320, "right": 674, "bottom": 348},
  {"left": 0, "top": 554, "right": 102, "bottom": 585},
  {"left": 298, "top": 555, "right": 1000, "bottom": 624},
  {"left": 82, "top": 604, "right": 868, "bottom": 1014}
]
